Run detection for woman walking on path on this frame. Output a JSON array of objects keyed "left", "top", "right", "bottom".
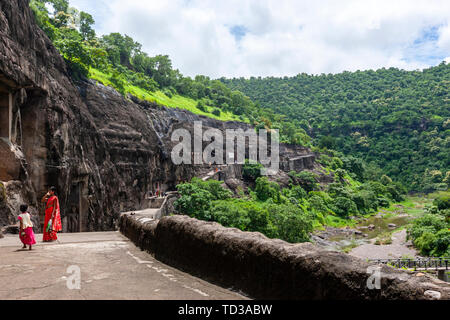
[
  {"left": 18, "top": 204, "right": 36, "bottom": 250},
  {"left": 41, "top": 186, "right": 62, "bottom": 242}
]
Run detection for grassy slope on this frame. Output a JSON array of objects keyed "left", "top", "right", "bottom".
[
  {"left": 386, "top": 190, "right": 448, "bottom": 217},
  {"left": 89, "top": 68, "right": 246, "bottom": 122}
]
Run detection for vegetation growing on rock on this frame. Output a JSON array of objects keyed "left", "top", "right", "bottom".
[
  {"left": 407, "top": 192, "right": 450, "bottom": 256},
  {"left": 175, "top": 155, "right": 405, "bottom": 244}
]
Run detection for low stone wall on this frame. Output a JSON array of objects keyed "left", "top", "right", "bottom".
[
  {"left": 119, "top": 214, "right": 450, "bottom": 300},
  {"left": 145, "top": 197, "right": 165, "bottom": 209},
  {"left": 157, "top": 193, "right": 179, "bottom": 219}
]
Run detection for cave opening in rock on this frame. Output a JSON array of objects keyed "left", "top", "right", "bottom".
[
  {"left": 63, "top": 177, "right": 89, "bottom": 233},
  {"left": 65, "top": 183, "right": 81, "bottom": 233},
  {"left": 0, "top": 80, "right": 19, "bottom": 183}
]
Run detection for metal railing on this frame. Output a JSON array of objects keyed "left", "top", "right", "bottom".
[{"left": 369, "top": 257, "right": 450, "bottom": 271}]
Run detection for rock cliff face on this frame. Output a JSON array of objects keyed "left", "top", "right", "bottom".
[
  {"left": 0, "top": 0, "right": 185, "bottom": 230},
  {"left": 0, "top": 0, "right": 320, "bottom": 232}
]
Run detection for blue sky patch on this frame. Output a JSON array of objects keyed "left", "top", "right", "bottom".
[
  {"left": 413, "top": 25, "right": 441, "bottom": 45},
  {"left": 229, "top": 25, "right": 248, "bottom": 42},
  {"left": 404, "top": 24, "right": 446, "bottom": 65}
]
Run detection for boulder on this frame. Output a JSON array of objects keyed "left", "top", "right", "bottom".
[
  {"left": 224, "top": 178, "right": 245, "bottom": 194},
  {"left": 310, "top": 235, "right": 336, "bottom": 248},
  {"left": 3, "top": 225, "right": 19, "bottom": 234},
  {"left": 0, "top": 140, "right": 22, "bottom": 181},
  {"left": 424, "top": 290, "right": 441, "bottom": 300}
]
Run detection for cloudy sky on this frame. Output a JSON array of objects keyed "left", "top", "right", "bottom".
[{"left": 69, "top": 0, "right": 450, "bottom": 78}]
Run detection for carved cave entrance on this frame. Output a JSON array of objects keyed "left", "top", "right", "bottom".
[
  {"left": 63, "top": 177, "right": 89, "bottom": 233},
  {"left": 0, "top": 75, "right": 24, "bottom": 146},
  {"left": 0, "top": 79, "right": 18, "bottom": 183},
  {"left": 0, "top": 86, "right": 11, "bottom": 140}
]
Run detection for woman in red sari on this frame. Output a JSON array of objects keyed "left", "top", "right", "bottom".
[{"left": 41, "top": 186, "right": 62, "bottom": 242}]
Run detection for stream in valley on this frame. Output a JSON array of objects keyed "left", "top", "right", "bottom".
[{"left": 313, "top": 210, "right": 414, "bottom": 254}]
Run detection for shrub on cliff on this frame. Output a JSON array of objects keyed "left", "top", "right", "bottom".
[
  {"left": 433, "top": 229, "right": 450, "bottom": 256},
  {"left": 352, "top": 190, "right": 377, "bottom": 214},
  {"left": 254, "top": 177, "right": 281, "bottom": 202},
  {"left": 408, "top": 212, "right": 449, "bottom": 256},
  {"left": 211, "top": 200, "right": 270, "bottom": 234},
  {"left": 210, "top": 200, "right": 251, "bottom": 231},
  {"left": 175, "top": 178, "right": 232, "bottom": 221},
  {"left": 434, "top": 194, "right": 450, "bottom": 211},
  {"left": 196, "top": 101, "right": 207, "bottom": 112},
  {"left": 286, "top": 185, "right": 307, "bottom": 201},
  {"left": 175, "top": 183, "right": 213, "bottom": 221},
  {"left": 242, "top": 160, "right": 263, "bottom": 182},
  {"left": 288, "top": 171, "right": 318, "bottom": 192},
  {"left": 332, "top": 197, "right": 358, "bottom": 218},
  {"left": 265, "top": 203, "right": 313, "bottom": 243},
  {"left": 210, "top": 199, "right": 315, "bottom": 243}
]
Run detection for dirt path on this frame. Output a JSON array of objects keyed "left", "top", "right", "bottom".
[{"left": 349, "top": 229, "right": 418, "bottom": 260}]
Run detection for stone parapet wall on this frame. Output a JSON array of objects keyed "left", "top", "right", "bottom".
[{"left": 119, "top": 214, "right": 450, "bottom": 300}]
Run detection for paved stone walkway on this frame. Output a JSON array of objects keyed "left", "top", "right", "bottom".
[
  {"left": 0, "top": 232, "right": 247, "bottom": 300},
  {"left": 349, "top": 229, "right": 418, "bottom": 260}
]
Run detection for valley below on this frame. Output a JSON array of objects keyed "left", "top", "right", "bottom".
[{"left": 313, "top": 193, "right": 441, "bottom": 260}]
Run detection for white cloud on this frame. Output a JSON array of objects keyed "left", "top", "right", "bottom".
[
  {"left": 438, "top": 24, "right": 450, "bottom": 52},
  {"left": 70, "top": 0, "right": 450, "bottom": 78}
]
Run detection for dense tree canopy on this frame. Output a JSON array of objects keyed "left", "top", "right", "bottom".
[
  {"left": 222, "top": 65, "right": 450, "bottom": 191},
  {"left": 174, "top": 155, "right": 407, "bottom": 244},
  {"left": 408, "top": 197, "right": 450, "bottom": 257}
]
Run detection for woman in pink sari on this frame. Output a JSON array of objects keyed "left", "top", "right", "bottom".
[{"left": 41, "top": 186, "right": 62, "bottom": 242}]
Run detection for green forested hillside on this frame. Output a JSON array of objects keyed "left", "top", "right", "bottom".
[
  {"left": 222, "top": 65, "right": 450, "bottom": 191},
  {"left": 30, "top": 1, "right": 449, "bottom": 192}
]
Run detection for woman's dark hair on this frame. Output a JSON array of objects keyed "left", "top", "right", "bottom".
[
  {"left": 20, "top": 204, "right": 28, "bottom": 213},
  {"left": 49, "top": 186, "right": 57, "bottom": 193}
]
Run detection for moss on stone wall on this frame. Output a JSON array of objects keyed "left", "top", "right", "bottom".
[{"left": 0, "top": 182, "right": 5, "bottom": 202}]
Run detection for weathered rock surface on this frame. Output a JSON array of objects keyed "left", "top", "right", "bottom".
[
  {"left": 0, "top": 0, "right": 325, "bottom": 232},
  {"left": 314, "top": 226, "right": 365, "bottom": 241},
  {"left": 0, "top": 139, "right": 22, "bottom": 181},
  {"left": 2, "top": 225, "right": 19, "bottom": 234},
  {"left": 424, "top": 290, "right": 441, "bottom": 300},
  {"left": 0, "top": 0, "right": 244, "bottom": 230},
  {"left": 120, "top": 214, "right": 450, "bottom": 300}
]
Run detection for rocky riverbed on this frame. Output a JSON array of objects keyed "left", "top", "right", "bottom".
[
  {"left": 349, "top": 229, "right": 418, "bottom": 260},
  {"left": 311, "top": 207, "right": 417, "bottom": 257}
]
